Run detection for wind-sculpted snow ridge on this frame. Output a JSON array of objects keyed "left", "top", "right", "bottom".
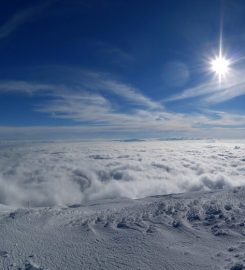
[
  {"left": 0, "top": 140, "right": 245, "bottom": 207},
  {"left": 1, "top": 187, "right": 245, "bottom": 269}
]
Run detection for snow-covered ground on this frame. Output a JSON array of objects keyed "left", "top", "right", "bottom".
[
  {"left": 1, "top": 140, "right": 245, "bottom": 269},
  {"left": 1, "top": 187, "right": 245, "bottom": 270}
]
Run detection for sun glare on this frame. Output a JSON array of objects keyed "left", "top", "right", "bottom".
[{"left": 210, "top": 55, "right": 230, "bottom": 82}]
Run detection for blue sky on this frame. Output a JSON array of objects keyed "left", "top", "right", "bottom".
[{"left": 1, "top": 0, "right": 245, "bottom": 139}]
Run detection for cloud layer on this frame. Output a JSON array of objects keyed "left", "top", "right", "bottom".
[
  {"left": 1, "top": 69, "right": 245, "bottom": 140},
  {"left": 0, "top": 140, "right": 244, "bottom": 207}
]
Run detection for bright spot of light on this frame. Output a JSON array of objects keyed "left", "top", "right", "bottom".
[{"left": 210, "top": 55, "right": 231, "bottom": 83}]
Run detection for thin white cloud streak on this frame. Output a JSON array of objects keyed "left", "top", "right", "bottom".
[
  {"left": 0, "top": 1, "right": 58, "bottom": 40},
  {"left": 90, "top": 40, "right": 135, "bottom": 66},
  {"left": 0, "top": 76, "right": 162, "bottom": 126},
  {"left": 0, "top": 72, "right": 245, "bottom": 139},
  {"left": 36, "top": 93, "right": 245, "bottom": 132},
  {"left": 77, "top": 71, "right": 162, "bottom": 109},
  {"left": 99, "top": 79, "right": 160, "bottom": 109},
  {"left": 0, "top": 81, "right": 58, "bottom": 94},
  {"left": 207, "top": 111, "right": 245, "bottom": 126},
  {"left": 1, "top": 109, "right": 245, "bottom": 140},
  {"left": 0, "top": 71, "right": 161, "bottom": 110},
  {"left": 166, "top": 69, "right": 245, "bottom": 104}
]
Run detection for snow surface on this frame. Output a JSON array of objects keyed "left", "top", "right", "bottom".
[
  {"left": 1, "top": 140, "right": 245, "bottom": 269},
  {"left": 1, "top": 187, "right": 245, "bottom": 269}
]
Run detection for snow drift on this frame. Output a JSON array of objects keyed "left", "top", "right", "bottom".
[{"left": 1, "top": 187, "right": 245, "bottom": 269}]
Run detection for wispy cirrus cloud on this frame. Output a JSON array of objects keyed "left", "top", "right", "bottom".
[
  {"left": 87, "top": 39, "right": 135, "bottom": 67},
  {"left": 1, "top": 111, "right": 245, "bottom": 140},
  {"left": 165, "top": 68, "right": 245, "bottom": 105},
  {"left": 1, "top": 69, "right": 245, "bottom": 139},
  {"left": 0, "top": 80, "right": 58, "bottom": 94},
  {"left": 79, "top": 71, "right": 161, "bottom": 109},
  {"left": 0, "top": 0, "right": 58, "bottom": 40},
  {"left": 0, "top": 70, "right": 161, "bottom": 109}
]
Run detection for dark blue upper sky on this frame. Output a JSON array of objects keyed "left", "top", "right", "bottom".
[{"left": 1, "top": 0, "right": 245, "bottom": 139}]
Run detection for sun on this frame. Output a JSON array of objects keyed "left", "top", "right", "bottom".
[{"left": 210, "top": 55, "right": 230, "bottom": 82}]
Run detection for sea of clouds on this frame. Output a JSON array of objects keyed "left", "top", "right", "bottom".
[{"left": 0, "top": 140, "right": 245, "bottom": 207}]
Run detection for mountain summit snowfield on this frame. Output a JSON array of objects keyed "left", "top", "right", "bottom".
[{"left": 1, "top": 140, "right": 245, "bottom": 269}]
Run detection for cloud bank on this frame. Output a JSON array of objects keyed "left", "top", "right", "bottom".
[{"left": 0, "top": 140, "right": 244, "bottom": 207}]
